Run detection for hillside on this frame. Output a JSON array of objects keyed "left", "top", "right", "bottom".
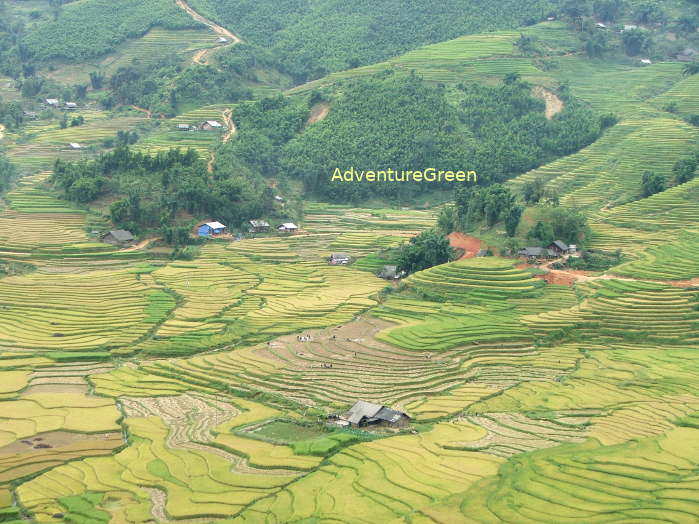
[{"left": 0, "top": 0, "right": 699, "bottom": 523}]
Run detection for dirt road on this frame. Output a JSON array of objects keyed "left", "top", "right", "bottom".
[
  {"left": 222, "top": 108, "right": 237, "bottom": 143},
  {"left": 175, "top": 0, "right": 241, "bottom": 65},
  {"left": 534, "top": 87, "right": 564, "bottom": 120},
  {"left": 448, "top": 232, "right": 482, "bottom": 259}
]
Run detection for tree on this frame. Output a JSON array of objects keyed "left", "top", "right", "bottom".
[
  {"left": 593, "top": 0, "right": 626, "bottom": 22},
  {"left": 584, "top": 31, "right": 610, "bottom": 58},
  {"left": 396, "top": 229, "right": 456, "bottom": 275},
  {"left": 437, "top": 206, "right": 457, "bottom": 235},
  {"left": 528, "top": 221, "right": 555, "bottom": 245},
  {"left": 673, "top": 158, "right": 697, "bottom": 184},
  {"left": 633, "top": 2, "right": 666, "bottom": 25},
  {"left": 683, "top": 62, "right": 699, "bottom": 76},
  {"left": 523, "top": 177, "right": 545, "bottom": 204},
  {"left": 622, "top": 29, "right": 651, "bottom": 56},
  {"left": 504, "top": 205, "right": 523, "bottom": 237},
  {"left": 641, "top": 171, "right": 665, "bottom": 197},
  {"left": 0, "top": 155, "right": 15, "bottom": 194},
  {"left": 89, "top": 71, "right": 104, "bottom": 89}
]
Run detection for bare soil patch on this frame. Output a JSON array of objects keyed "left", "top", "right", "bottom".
[
  {"left": 306, "top": 103, "right": 330, "bottom": 126},
  {"left": 448, "top": 232, "right": 482, "bottom": 259}
]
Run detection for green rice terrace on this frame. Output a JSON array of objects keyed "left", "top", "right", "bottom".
[{"left": 1, "top": 1, "right": 699, "bottom": 522}]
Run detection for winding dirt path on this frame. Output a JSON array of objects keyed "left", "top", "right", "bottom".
[
  {"left": 306, "top": 103, "right": 330, "bottom": 126},
  {"left": 448, "top": 232, "right": 482, "bottom": 259},
  {"left": 130, "top": 105, "right": 152, "bottom": 119},
  {"left": 534, "top": 87, "right": 564, "bottom": 120},
  {"left": 120, "top": 237, "right": 159, "bottom": 252},
  {"left": 537, "top": 256, "right": 699, "bottom": 288},
  {"left": 175, "top": 0, "right": 241, "bottom": 65},
  {"left": 222, "top": 108, "right": 236, "bottom": 143}
]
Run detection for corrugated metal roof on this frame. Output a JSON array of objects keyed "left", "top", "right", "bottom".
[
  {"left": 346, "top": 401, "right": 383, "bottom": 425},
  {"left": 205, "top": 222, "right": 226, "bottom": 229}
]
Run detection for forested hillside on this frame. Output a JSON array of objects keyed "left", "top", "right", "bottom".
[
  {"left": 226, "top": 73, "right": 605, "bottom": 202},
  {"left": 23, "top": 0, "right": 201, "bottom": 61},
  {"left": 188, "top": 0, "right": 564, "bottom": 82}
]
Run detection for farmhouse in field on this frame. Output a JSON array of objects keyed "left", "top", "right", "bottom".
[
  {"left": 176, "top": 123, "right": 192, "bottom": 131},
  {"left": 249, "top": 220, "right": 270, "bottom": 233},
  {"left": 547, "top": 240, "right": 569, "bottom": 256},
  {"left": 68, "top": 143, "right": 82, "bottom": 150},
  {"left": 278, "top": 222, "right": 298, "bottom": 233},
  {"left": 518, "top": 247, "right": 556, "bottom": 261},
  {"left": 340, "top": 401, "right": 410, "bottom": 428},
  {"left": 640, "top": 58, "right": 653, "bottom": 65},
  {"left": 217, "top": 37, "right": 229, "bottom": 44},
  {"left": 198, "top": 221, "right": 227, "bottom": 236},
  {"left": 379, "top": 265, "right": 406, "bottom": 280},
  {"left": 329, "top": 253, "right": 352, "bottom": 265},
  {"left": 101, "top": 230, "right": 135, "bottom": 247},
  {"left": 45, "top": 98, "right": 59, "bottom": 107},
  {"left": 64, "top": 102, "right": 78, "bottom": 110},
  {"left": 201, "top": 120, "right": 223, "bottom": 131},
  {"left": 677, "top": 48, "right": 698, "bottom": 62}
]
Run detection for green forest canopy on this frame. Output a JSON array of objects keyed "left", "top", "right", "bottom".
[
  {"left": 51, "top": 147, "right": 274, "bottom": 234},
  {"left": 23, "top": 0, "right": 201, "bottom": 61},
  {"left": 188, "top": 0, "right": 565, "bottom": 82},
  {"left": 227, "top": 73, "right": 606, "bottom": 203}
]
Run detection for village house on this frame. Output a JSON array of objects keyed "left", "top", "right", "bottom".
[
  {"left": 329, "top": 253, "right": 352, "bottom": 265},
  {"left": 45, "top": 98, "right": 59, "bottom": 107},
  {"left": 101, "top": 230, "right": 135, "bottom": 247},
  {"left": 249, "top": 220, "right": 270, "bottom": 233},
  {"left": 68, "top": 143, "right": 82, "bottom": 150},
  {"left": 217, "top": 37, "right": 229, "bottom": 44},
  {"left": 278, "top": 222, "right": 298, "bottom": 234},
  {"left": 64, "top": 102, "right": 78, "bottom": 110},
  {"left": 547, "top": 240, "right": 570, "bottom": 256},
  {"left": 640, "top": 58, "right": 653, "bottom": 65},
  {"left": 677, "top": 48, "right": 698, "bottom": 62},
  {"left": 338, "top": 401, "right": 411, "bottom": 428},
  {"left": 518, "top": 247, "right": 556, "bottom": 261},
  {"left": 378, "top": 265, "right": 406, "bottom": 280},
  {"left": 201, "top": 120, "right": 223, "bottom": 131},
  {"left": 198, "top": 221, "right": 227, "bottom": 236},
  {"left": 176, "top": 123, "right": 192, "bottom": 131}
]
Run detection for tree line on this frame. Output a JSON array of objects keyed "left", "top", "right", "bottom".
[
  {"left": 51, "top": 146, "right": 276, "bottom": 237},
  {"left": 222, "top": 72, "right": 606, "bottom": 203}
]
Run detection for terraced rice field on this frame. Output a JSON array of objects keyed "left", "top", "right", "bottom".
[
  {"left": 652, "top": 71, "right": 699, "bottom": 115},
  {"left": 291, "top": 22, "right": 577, "bottom": 92},
  {"left": 405, "top": 257, "right": 544, "bottom": 302},
  {"left": 510, "top": 116, "right": 699, "bottom": 210},
  {"left": 303, "top": 202, "right": 436, "bottom": 233},
  {"left": 612, "top": 231, "right": 699, "bottom": 280},
  {"left": 0, "top": 269, "right": 175, "bottom": 352},
  {"left": 590, "top": 176, "right": 699, "bottom": 253},
  {"left": 523, "top": 279, "right": 699, "bottom": 344}
]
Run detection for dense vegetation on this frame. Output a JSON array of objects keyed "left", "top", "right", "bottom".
[
  {"left": 103, "top": 59, "right": 253, "bottom": 116},
  {"left": 275, "top": 74, "right": 603, "bottom": 202},
  {"left": 396, "top": 230, "right": 457, "bottom": 275},
  {"left": 51, "top": 147, "right": 274, "bottom": 234},
  {"left": 190, "top": 0, "right": 564, "bottom": 82},
  {"left": 23, "top": 0, "right": 200, "bottom": 61},
  {"left": 0, "top": 155, "right": 14, "bottom": 196}
]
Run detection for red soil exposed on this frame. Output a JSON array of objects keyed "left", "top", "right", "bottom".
[{"left": 448, "top": 232, "right": 482, "bottom": 259}]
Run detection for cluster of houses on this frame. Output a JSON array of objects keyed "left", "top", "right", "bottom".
[
  {"left": 176, "top": 120, "right": 224, "bottom": 132},
  {"left": 518, "top": 240, "right": 576, "bottom": 262},
  {"left": 45, "top": 99, "right": 79, "bottom": 110},
  {"left": 247, "top": 220, "right": 298, "bottom": 234},
  {"left": 100, "top": 230, "right": 135, "bottom": 247},
  {"left": 331, "top": 401, "right": 411, "bottom": 429}
]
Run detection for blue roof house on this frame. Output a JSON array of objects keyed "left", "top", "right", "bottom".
[{"left": 198, "top": 221, "right": 226, "bottom": 237}]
